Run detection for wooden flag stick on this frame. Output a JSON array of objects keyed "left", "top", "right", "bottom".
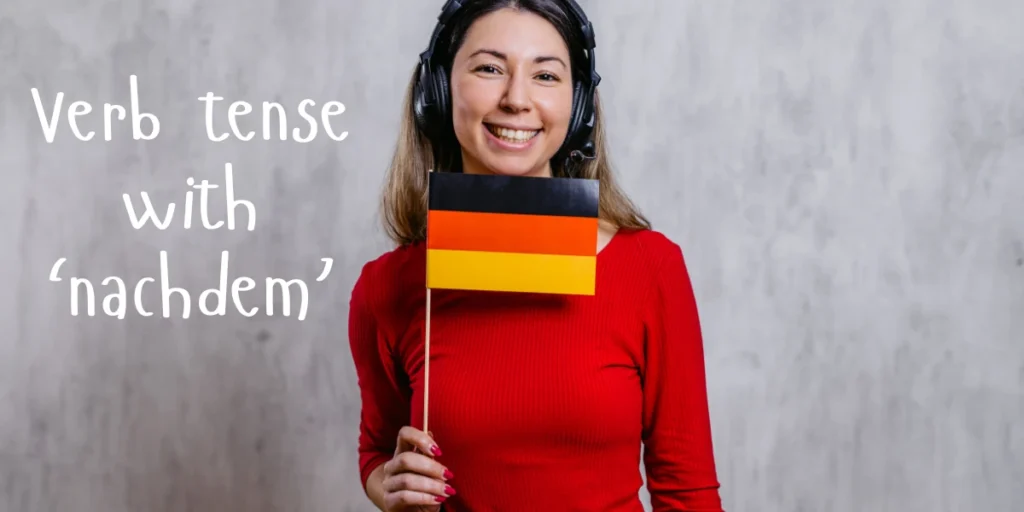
[
  {"left": 423, "top": 287, "right": 432, "bottom": 435},
  {"left": 424, "top": 168, "right": 434, "bottom": 438}
]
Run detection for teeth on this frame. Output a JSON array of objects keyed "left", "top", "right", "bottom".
[{"left": 488, "top": 125, "right": 539, "bottom": 143}]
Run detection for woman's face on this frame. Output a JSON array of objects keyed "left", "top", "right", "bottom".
[{"left": 449, "top": 8, "right": 574, "bottom": 178}]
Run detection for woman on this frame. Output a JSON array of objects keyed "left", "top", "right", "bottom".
[{"left": 348, "top": 0, "right": 725, "bottom": 510}]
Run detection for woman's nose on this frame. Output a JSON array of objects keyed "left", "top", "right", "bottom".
[{"left": 499, "top": 73, "right": 531, "bottom": 112}]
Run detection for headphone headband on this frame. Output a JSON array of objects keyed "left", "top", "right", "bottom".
[{"left": 418, "top": 0, "right": 463, "bottom": 67}]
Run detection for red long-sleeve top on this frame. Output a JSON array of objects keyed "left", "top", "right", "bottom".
[{"left": 348, "top": 228, "right": 724, "bottom": 511}]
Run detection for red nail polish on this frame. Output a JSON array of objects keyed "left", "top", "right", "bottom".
[
  {"left": 443, "top": 468, "right": 454, "bottom": 479},
  {"left": 435, "top": 495, "right": 447, "bottom": 503},
  {"left": 430, "top": 445, "right": 442, "bottom": 456},
  {"left": 445, "top": 484, "right": 456, "bottom": 496}
]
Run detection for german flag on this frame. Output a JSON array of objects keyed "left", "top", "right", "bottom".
[{"left": 426, "top": 172, "right": 600, "bottom": 295}]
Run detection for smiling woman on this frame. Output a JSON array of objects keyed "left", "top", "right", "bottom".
[{"left": 348, "top": 1, "right": 726, "bottom": 511}]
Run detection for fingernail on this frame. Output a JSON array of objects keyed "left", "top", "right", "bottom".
[
  {"left": 435, "top": 496, "right": 447, "bottom": 503},
  {"left": 443, "top": 468, "right": 454, "bottom": 479},
  {"left": 445, "top": 484, "right": 457, "bottom": 496},
  {"left": 430, "top": 444, "right": 442, "bottom": 456}
]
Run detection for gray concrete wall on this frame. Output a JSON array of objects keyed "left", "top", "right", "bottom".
[{"left": 1, "top": 0, "right": 1021, "bottom": 510}]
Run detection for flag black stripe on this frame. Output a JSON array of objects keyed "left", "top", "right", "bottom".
[{"left": 428, "top": 172, "right": 599, "bottom": 218}]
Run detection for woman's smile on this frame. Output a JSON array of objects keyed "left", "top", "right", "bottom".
[{"left": 483, "top": 122, "right": 542, "bottom": 151}]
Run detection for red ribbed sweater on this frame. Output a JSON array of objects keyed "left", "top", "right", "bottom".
[{"left": 348, "top": 228, "right": 724, "bottom": 511}]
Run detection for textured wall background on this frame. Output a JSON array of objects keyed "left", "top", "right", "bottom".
[{"left": 1, "top": 0, "right": 1022, "bottom": 511}]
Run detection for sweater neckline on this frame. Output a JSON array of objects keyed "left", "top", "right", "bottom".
[{"left": 597, "top": 229, "right": 623, "bottom": 258}]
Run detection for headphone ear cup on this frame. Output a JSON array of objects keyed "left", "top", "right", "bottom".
[
  {"left": 576, "top": 83, "right": 596, "bottom": 146},
  {"left": 413, "top": 62, "right": 434, "bottom": 137},
  {"left": 414, "top": 63, "right": 451, "bottom": 145},
  {"left": 432, "top": 68, "right": 451, "bottom": 135}
]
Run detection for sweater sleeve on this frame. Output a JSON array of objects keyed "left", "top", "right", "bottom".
[
  {"left": 348, "top": 265, "right": 410, "bottom": 490},
  {"left": 641, "top": 242, "right": 724, "bottom": 511}
]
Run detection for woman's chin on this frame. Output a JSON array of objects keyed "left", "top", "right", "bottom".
[{"left": 479, "top": 158, "right": 549, "bottom": 177}]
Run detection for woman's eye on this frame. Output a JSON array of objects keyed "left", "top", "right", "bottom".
[
  {"left": 475, "top": 64, "right": 500, "bottom": 74},
  {"left": 537, "top": 73, "right": 558, "bottom": 82}
]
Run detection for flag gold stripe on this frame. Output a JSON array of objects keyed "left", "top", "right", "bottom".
[{"left": 426, "top": 249, "right": 596, "bottom": 295}]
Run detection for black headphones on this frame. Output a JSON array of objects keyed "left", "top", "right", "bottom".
[{"left": 412, "top": 0, "right": 602, "bottom": 175}]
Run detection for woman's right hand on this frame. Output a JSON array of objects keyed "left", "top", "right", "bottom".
[{"left": 380, "top": 426, "right": 456, "bottom": 511}]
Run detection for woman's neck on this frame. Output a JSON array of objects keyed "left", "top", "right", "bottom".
[{"left": 460, "top": 154, "right": 553, "bottom": 178}]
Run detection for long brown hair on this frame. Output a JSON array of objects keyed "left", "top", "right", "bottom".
[{"left": 380, "top": 2, "right": 651, "bottom": 246}]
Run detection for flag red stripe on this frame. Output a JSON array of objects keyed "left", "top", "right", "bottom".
[{"left": 426, "top": 210, "right": 598, "bottom": 256}]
